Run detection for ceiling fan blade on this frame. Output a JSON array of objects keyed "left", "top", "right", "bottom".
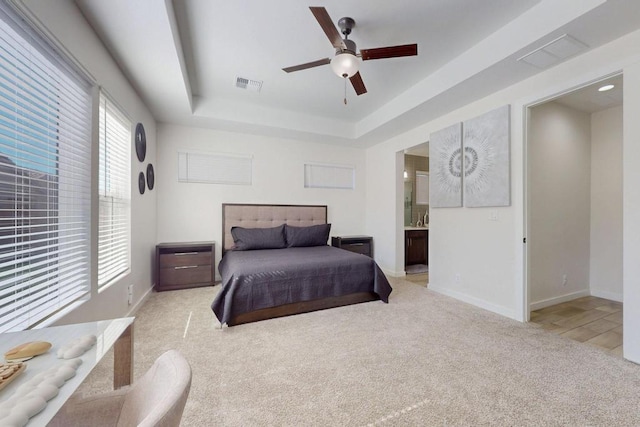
[
  {"left": 349, "top": 72, "right": 367, "bottom": 96},
  {"left": 309, "top": 6, "right": 345, "bottom": 49},
  {"left": 282, "top": 58, "right": 331, "bottom": 73},
  {"left": 360, "top": 44, "right": 418, "bottom": 61}
]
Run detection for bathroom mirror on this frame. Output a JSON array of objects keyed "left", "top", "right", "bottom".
[
  {"left": 404, "top": 152, "right": 429, "bottom": 226},
  {"left": 404, "top": 182, "right": 413, "bottom": 226}
]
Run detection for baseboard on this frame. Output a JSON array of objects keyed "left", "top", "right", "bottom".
[
  {"left": 529, "top": 289, "right": 590, "bottom": 311},
  {"left": 126, "top": 285, "right": 154, "bottom": 317},
  {"left": 590, "top": 289, "right": 623, "bottom": 302},
  {"left": 428, "top": 283, "right": 517, "bottom": 320}
]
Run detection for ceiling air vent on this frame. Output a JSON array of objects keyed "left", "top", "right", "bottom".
[
  {"left": 235, "top": 76, "right": 263, "bottom": 92},
  {"left": 517, "top": 34, "right": 588, "bottom": 70}
]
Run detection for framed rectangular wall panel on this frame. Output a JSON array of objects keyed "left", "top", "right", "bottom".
[
  {"left": 304, "top": 163, "right": 355, "bottom": 189},
  {"left": 178, "top": 151, "right": 252, "bottom": 185}
]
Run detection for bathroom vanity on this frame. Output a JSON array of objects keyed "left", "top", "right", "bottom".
[{"left": 405, "top": 227, "right": 428, "bottom": 268}]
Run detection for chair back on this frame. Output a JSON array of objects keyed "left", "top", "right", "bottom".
[{"left": 117, "top": 350, "right": 192, "bottom": 427}]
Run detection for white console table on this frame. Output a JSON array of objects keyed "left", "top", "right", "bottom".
[{"left": 0, "top": 317, "right": 134, "bottom": 426}]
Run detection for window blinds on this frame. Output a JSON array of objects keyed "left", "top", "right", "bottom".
[
  {"left": 98, "top": 94, "right": 131, "bottom": 287},
  {"left": 0, "top": 4, "right": 92, "bottom": 332}
]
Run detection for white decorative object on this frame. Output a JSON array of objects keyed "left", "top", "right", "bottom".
[
  {"left": 0, "top": 359, "right": 81, "bottom": 426},
  {"left": 13, "top": 395, "right": 47, "bottom": 418},
  {"left": 463, "top": 105, "right": 511, "bottom": 207},
  {"left": 57, "top": 334, "right": 97, "bottom": 359},
  {"left": 430, "top": 123, "right": 463, "bottom": 207}
]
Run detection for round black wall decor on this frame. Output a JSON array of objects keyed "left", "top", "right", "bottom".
[
  {"left": 138, "top": 171, "right": 146, "bottom": 194},
  {"left": 146, "top": 163, "right": 155, "bottom": 190},
  {"left": 135, "top": 123, "right": 146, "bottom": 162}
]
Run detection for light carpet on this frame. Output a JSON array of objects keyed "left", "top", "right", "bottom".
[{"left": 77, "top": 278, "right": 640, "bottom": 426}]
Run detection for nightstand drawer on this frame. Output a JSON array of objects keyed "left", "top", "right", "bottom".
[
  {"left": 159, "top": 252, "right": 212, "bottom": 268},
  {"left": 331, "top": 235, "right": 373, "bottom": 258},
  {"left": 159, "top": 265, "right": 212, "bottom": 287},
  {"left": 341, "top": 241, "right": 371, "bottom": 256}
]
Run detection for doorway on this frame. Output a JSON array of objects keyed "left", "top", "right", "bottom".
[
  {"left": 403, "top": 143, "right": 429, "bottom": 286},
  {"left": 525, "top": 74, "right": 623, "bottom": 353}
]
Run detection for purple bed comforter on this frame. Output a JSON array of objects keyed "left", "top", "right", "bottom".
[{"left": 211, "top": 245, "right": 392, "bottom": 325}]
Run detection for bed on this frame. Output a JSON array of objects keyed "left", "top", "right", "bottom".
[{"left": 211, "top": 203, "right": 392, "bottom": 326}]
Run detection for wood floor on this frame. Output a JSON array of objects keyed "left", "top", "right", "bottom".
[
  {"left": 530, "top": 296, "right": 623, "bottom": 357},
  {"left": 405, "top": 272, "right": 428, "bottom": 286}
]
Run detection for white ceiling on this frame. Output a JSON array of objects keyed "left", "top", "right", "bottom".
[
  {"left": 554, "top": 74, "right": 623, "bottom": 114},
  {"left": 73, "top": 0, "right": 640, "bottom": 148}
]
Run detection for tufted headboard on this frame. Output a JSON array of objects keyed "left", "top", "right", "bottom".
[{"left": 222, "top": 203, "right": 328, "bottom": 253}]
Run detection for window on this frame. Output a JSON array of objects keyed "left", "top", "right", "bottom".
[
  {"left": 416, "top": 171, "right": 429, "bottom": 205},
  {"left": 0, "top": 4, "right": 92, "bottom": 332},
  {"left": 98, "top": 94, "right": 131, "bottom": 287}
]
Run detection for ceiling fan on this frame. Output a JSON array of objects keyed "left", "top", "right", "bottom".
[{"left": 282, "top": 7, "right": 418, "bottom": 97}]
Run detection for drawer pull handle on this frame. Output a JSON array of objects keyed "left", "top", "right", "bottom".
[
  {"left": 349, "top": 243, "right": 364, "bottom": 246},
  {"left": 175, "top": 265, "right": 198, "bottom": 270},
  {"left": 175, "top": 252, "right": 198, "bottom": 256}
]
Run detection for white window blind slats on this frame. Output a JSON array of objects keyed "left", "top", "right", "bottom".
[
  {"left": 0, "top": 237, "right": 87, "bottom": 261},
  {"left": 0, "top": 283, "right": 87, "bottom": 331},
  {"left": 0, "top": 235, "right": 88, "bottom": 264},
  {"left": 97, "top": 93, "right": 131, "bottom": 288},
  {"left": 0, "top": 264, "right": 88, "bottom": 299},
  {"left": 0, "top": 3, "right": 91, "bottom": 332},
  {"left": 0, "top": 212, "right": 89, "bottom": 226},
  {"left": 98, "top": 261, "right": 128, "bottom": 283},
  {"left": 0, "top": 248, "right": 89, "bottom": 285}
]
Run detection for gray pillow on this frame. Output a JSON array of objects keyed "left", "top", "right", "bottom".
[
  {"left": 230, "top": 224, "right": 286, "bottom": 250},
  {"left": 285, "top": 223, "right": 331, "bottom": 248}
]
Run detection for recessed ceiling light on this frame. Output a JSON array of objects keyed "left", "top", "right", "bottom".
[{"left": 598, "top": 84, "right": 614, "bottom": 92}]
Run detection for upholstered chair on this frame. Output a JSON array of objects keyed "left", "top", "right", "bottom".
[{"left": 49, "top": 349, "right": 192, "bottom": 427}]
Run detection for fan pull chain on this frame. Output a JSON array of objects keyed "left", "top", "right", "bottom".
[{"left": 344, "top": 78, "right": 347, "bottom": 105}]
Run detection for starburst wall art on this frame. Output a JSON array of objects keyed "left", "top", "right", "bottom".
[
  {"left": 429, "top": 105, "right": 510, "bottom": 208},
  {"left": 430, "top": 123, "right": 463, "bottom": 208},
  {"left": 463, "top": 105, "right": 510, "bottom": 207}
]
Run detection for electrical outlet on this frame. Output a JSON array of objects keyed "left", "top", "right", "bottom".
[
  {"left": 454, "top": 273, "right": 461, "bottom": 284},
  {"left": 127, "top": 284, "right": 133, "bottom": 305},
  {"left": 562, "top": 274, "right": 567, "bottom": 286}
]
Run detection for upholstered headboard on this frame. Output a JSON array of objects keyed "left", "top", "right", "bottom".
[{"left": 221, "top": 203, "right": 328, "bottom": 253}]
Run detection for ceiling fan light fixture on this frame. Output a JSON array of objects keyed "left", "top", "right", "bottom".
[{"left": 330, "top": 52, "right": 359, "bottom": 78}]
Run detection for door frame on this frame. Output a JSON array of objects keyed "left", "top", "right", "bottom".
[{"left": 519, "top": 70, "right": 623, "bottom": 322}]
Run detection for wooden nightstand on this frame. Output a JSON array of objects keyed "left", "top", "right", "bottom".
[
  {"left": 331, "top": 235, "right": 373, "bottom": 258},
  {"left": 155, "top": 242, "right": 215, "bottom": 291}
]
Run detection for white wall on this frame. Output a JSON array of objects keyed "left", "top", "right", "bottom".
[
  {"left": 364, "top": 28, "right": 640, "bottom": 361},
  {"left": 623, "top": 61, "right": 640, "bottom": 363},
  {"left": 528, "top": 102, "right": 592, "bottom": 308},
  {"left": 156, "top": 123, "right": 367, "bottom": 277},
  {"left": 590, "top": 106, "right": 623, "bottom": 301},
  {"left": 20, "top": 0, "right": 158, "bottom": 323}
]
